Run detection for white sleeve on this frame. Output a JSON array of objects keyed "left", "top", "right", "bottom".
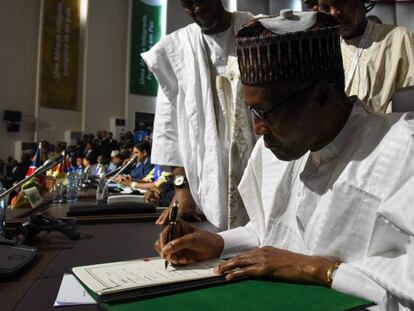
[
  {"left": 333, "top": 175, "right": 414, "bottom": 309},
  {"left": 332, "top": 246, "right": 414, "bottom": 309},
  {"left": 218, "top": 222, "right": 260, "bottom": 258},
  {"left": 150, "top": 87, "right": 183, "bottom": 167},
  {"left": 332, "top": 263, "right": 386, "bottom": 304},
  {"left": 141, "top": 40, "right": 183, "bottom": 167}
]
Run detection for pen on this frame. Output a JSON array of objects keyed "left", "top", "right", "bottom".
[{"left": 165, "top": 201, "right": 179, "bottom": 270}]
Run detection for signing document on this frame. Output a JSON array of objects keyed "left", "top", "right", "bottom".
[{"left": 72, "top": 257, "right": 222, "bottom": 296}]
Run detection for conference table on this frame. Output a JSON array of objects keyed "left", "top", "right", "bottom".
[
  {"left": 1, "top": 196, "right": 219, "bottom": 311},
  {"left": 1, "top": 195, "right": 373, "bottom": 311}
]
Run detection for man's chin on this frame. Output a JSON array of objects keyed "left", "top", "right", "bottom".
[
  {"left": 340, "top": 27, "right": 354, "bottom": 39},
  {"left": 197, "top": 20, "right": 220, "bottom": 34},
  {"left": 269, "top": 148, "right": 294, "bottom": 161}
]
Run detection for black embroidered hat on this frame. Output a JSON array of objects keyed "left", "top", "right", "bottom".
[{"left": 235, "top": 10, "right": 344, "bottom": 85}]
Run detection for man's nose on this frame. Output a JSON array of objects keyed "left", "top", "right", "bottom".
[
  {"left": 193, "top": 4, "right": 204, "bottom": 15},
  {"left": 253, "top": 115, "right": 271, "bottom": 136}
]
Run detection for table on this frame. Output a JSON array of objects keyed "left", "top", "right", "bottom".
[
  {"left": 1, "top": 201, "right": 217, "bottom": 311},
  {"left": 6, "top": 190, "right": 162, "bottom": 226},
  {"left": 1, "top": 200, "right": 371, "bottom": 311}
]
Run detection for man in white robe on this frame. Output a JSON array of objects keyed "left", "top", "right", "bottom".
[
  {"left": 319, "top": 0, "right": 414, "bottom": 113},
  {"left": 141, "top": 0, "right": 256, "bottom": 230},
  {"left": 155, "top": 11, "right": 414, "bottom": 311}
]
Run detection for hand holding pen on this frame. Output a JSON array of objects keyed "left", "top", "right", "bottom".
[{"left": 165, "top": 201, "right": 179, "bottom": 270}]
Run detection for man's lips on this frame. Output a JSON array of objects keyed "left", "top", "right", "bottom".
[
  {"left": 264, "top": 137, "right": 281, "bottom": 149},
  {"left": 195, "top": 13, "right": 211, "bottom": 25}
]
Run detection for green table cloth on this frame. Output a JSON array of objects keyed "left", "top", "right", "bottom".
[{"left": 100, "top": 280, "right": 373, "bottom": 311}]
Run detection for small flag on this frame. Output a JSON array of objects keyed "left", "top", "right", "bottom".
[
  {"left": 52, "top": 151, "right": 70, "bottom": 179},
  {"left": 25, "top": 143, "right": 42, "bottom": 177},
  {"left": 62, "top": 151, "right": 73, "bottom": 173}
]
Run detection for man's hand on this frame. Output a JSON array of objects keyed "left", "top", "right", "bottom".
[
  {"left": 154, "top": 219, "right": 224, "bottom": 265},
  {"left": 119, "top": 175, "right": 132, "bottom": 187},
  {"left": 214, "top": 246, "right": 337, "bottom": 287},
  {"left": 144, "top": 186, "right": 161, "bottom": 204},
  {"left": 155, "top": 187, "right": 200, "bottom": 225},
  {"left": 113, "top": 175, "right": 124, "bottom": 183}
]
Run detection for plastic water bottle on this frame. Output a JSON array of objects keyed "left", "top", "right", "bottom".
[
  {"left": 66, "top": 168, "right": 78, "bottom": 203},
  {"left": 0, "top": 182, "right": 6, "bottom": 236},
  {"left": 75, "top": 167, "right": 82, "bottom": 190},
  {"left": 95, "top": 177, "right": 107, "bottom": 204}
]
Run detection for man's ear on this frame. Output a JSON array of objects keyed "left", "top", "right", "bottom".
[{"left": 311, "top": 80, "right": 335, "bottom": 108}]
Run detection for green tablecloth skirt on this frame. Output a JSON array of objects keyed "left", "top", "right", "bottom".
[{"left": 100, "top": 279, "right": 373, "bottom": 311}]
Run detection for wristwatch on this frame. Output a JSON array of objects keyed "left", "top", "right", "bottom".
[
  {"left": 326, "top": 261, "right": 341, "bottom": 286},
  {"left": 173, "top": 175, "right": 188, "bottom": 188}
]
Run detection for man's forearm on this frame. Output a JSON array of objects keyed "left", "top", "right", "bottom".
[{"left": 171, "top": 166, "right": 186, "bottom": 177}]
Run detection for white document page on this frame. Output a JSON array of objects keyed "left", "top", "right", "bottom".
[
  {"left": 72, "top": 257, "right": 222, "bottom": 296},
  {"left": 54, "top": 274, "right": 97, "bottom": 307}
]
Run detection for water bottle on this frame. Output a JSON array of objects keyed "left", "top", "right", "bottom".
[
  {"left": 66, "top": 168, "right": 78, "bottom": 203},
  {"left": 95, "top": 177, "right": 107, "bottom": 204},
  {"left": 0, "top": 182, "right": 5, "bottom": 237}
]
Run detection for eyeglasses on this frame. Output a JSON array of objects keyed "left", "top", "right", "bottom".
[
  {"left": 245, "top": 83, "right": 313, "bottom": 123},
  {"left": 247, "top": 102, "right": 282, "bottom": 123}
]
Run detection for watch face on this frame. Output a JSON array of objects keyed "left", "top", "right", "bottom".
[{"left": 174, "top": 176, "right": 185, "bottom": 186}]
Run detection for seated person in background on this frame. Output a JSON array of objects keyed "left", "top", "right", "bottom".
[
  {"left": 318, "top": 0, "right": 414, "bottom": 112},
  {"left": 106, "top": 150, "right": 123, "bottom": 173},
  {"left": 0, "top": 159, "right": 5, "bottom": 183},
  {"left": 75, "top": 156, "right": 84, "bottom": 170},
  {"left": 126, "top": 164, "right": 172, "bottom": 190},
  {"left": 156, "top": 12, "right": 414, "bottom": 310},
  {"left": 83, "top": 141, "right": 97, "bottom": 164},
  {"left": 82, "top": 155, "right": 94, "bottom": 177},
  {"left": 100, "top": 131, "right": 118, "bottom": 159},
  {"left": 11, "top": 150, "right": 34, "bottom": 183},
  {"left": 90, "top": 155, "right": 107, "bottom": 177},
  {"left": 116, "top": 141, "right": 153, "bottom": 184}
]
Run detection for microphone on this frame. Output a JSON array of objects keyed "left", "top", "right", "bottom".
[
  {"left": 34, "top": 154, "right": 64, "bottom": 174},
  {"left": 0, "top": 154, "right": 66, "bottom": 278},
  {"left": 99, "top": 155, "right": 137, "bottom": 201},
  {"left": 104, "top": 165, "right": 123, "bottom": 178},
  {"left": 0, "top": 154, "right": 64, "bottom": 201}
]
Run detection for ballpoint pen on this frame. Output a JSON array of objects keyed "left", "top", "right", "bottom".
[{"left": 165, "top": 201, "right": 179, "bottom": 270}]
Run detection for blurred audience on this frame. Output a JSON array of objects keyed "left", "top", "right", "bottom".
[{"left": 0, "top": 127, "right": 164, "bottom": 203}]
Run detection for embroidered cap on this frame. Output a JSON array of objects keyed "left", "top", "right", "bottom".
[{"left": 235, "top": 10, "right": 344, "bottom": 85}]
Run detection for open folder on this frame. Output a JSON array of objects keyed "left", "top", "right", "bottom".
[
  {"left": 72, "top": 257, "right": 225, "bottom": 303},
  {"left": 73, "top": 258, "right": 375, "bottom": 310}
]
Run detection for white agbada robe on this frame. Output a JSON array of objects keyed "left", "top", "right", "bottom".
[
  {"left": 219, "top": 100, "right": 414, "bottom": 310},
  {"left": 342, "top": 22, "right": 414, "bottom": 113},
  {"left": 141, "top": 12, "right": 256, "bottom": 230}
]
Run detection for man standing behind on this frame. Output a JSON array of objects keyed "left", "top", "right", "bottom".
[
  {"left": 319, "top": 0, "right": 414, "bottom": 112},
  {"left": 141, "top": 0, "right": 256, "bottom": 229}
]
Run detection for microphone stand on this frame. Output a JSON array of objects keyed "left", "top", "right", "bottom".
[
  {"left": 103, "top": 165, "right": 123, "bottom": 178},
  {"left": 98, "top": 156, "right": 137, "bottom": 202},
  {"left": 0, "top": 155, "right": 63, "bottom": 242},
  {"left": 0, "top": 155, "right": 63, "bottom": 278}
]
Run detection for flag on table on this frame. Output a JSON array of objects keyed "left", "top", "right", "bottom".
[
  {"left": 52, "top": 151, "right": 71, "bottom": 179},
  {"left": 63, "top": 151, "right": 73, "bottom": 173},
  {"left": 25, "top": 143, "right": 42, "bottom": 177}
]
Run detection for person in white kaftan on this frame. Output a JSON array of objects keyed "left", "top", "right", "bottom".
[
  {"left": 141, "top": 0, "right": 256, "bottom": 230},
  {"left": 318, "top": 0, "right": 414, "bottom": 113},
  {"left": 155, "top": 11, "right": 414, "bottom": 311}
]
